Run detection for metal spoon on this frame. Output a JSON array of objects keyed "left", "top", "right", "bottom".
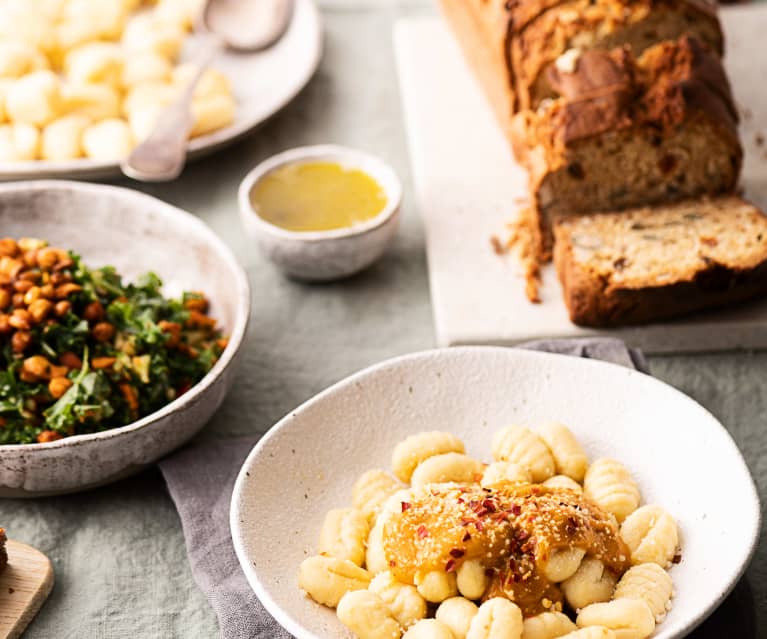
[{"left": 121, "top": 0, "right": 295, "bottom": 182}]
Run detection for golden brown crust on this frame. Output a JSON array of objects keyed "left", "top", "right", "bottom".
[
  {"left": 0, "top": 528, "right": 7, "bottom": 574},
  {"left": 445, "top": 0, "right": 724, "bottom": 115},
  {"left": 553, "top": 197, "right": 767, "bottom": 326}
]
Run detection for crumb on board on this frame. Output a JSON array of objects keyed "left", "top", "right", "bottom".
[
  {"left": 489, "top": 208, "right": 544, "bottom": 304},
  {"left": 756, "top": 132, "right": 764, "bottom": 147}
]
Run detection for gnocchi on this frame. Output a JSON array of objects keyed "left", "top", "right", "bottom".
[
  {"left": 6, "top": 70, "right": 61, "bottom": 126},
  {"left": 300, "top": 424, "right": 681, "bottom": 639},
  {"left": 538, "top": 423, "right": 588, "bottom": 482},
  {"left": 82, "top": 117, "right": 133, "bottom": 160},
  {"left": 521, "top": 611, "right": 577, "bottom": 639},
  {"left": 613, "top": 563, "right": 674, "bottom": 623},
  {"left": 435, "top": 597, "right": 479, "bottom": 639},
  {"left": 481, "top": 461, "right": 532, "bottom": 488},
  {"left": 414, "top": 570, "right": 458, "bottom": 603},
  {"left": 620, "top": 506, "right": 679, "bottom": 568},
  {"left": 337, "top": 590, "right": 402, "bottom": 639},
  {"left": 561, "top": 558, "right": 617, "bottom": 611},
  {"left": 392, "top": 431, "right": 465, "bottom": 483},
  {"left": 492, "top": 426, "right": 555, "bottom": 482},
  {"left": 467, "top": 598, "right": 524, "bottom": 639},
  {"left": 298, "top": 555, "right": 371, "bottom": 608},
  {"left": 318, "top": 508, "right": 369, "bottom": 566},
  {"left": 369, "top": 571, "right": 428, "bottom": 629},
  {"left": 410, "top": 453, "right": 485, "bottom": 488},
  {"left": 583, "top": 460, "right": 640, "bottom": 523},
  {"left": 576, "top": 599, "right": 655, "bottom": 639},
  {"left": 542, "top": 475, "right": 582, "bottom": 494},
  {"left": 559, "top": 629, "right": 616, "bottom": 639},
  {"left": 353, "top": 469, "right": 402, "bottom": 522},
  {"left": 0, "top": 0, "right": 235, "bottom": 163},
  {"left": 542, "top": 547, "right": 586, "bottom": 583},
  {"left": 41, "top": 114, "right": 88, "bottom": 160},
  {"left": 403, "top": 619, "right": 456, "bottom": 639},
  {"left": 456, "top": 559, "right": 489, "bottom": 600}
]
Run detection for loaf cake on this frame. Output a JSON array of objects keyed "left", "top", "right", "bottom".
[
  {"left": 0, "top": 528, "right": 6, "bottom": 574},
  {"left": 513, "top": 35, "right": 742, "bottom": 255},
  {"left": 440, "top": 0, "right": 723, "bottom": 120},
  {"left": 554, "top": 197, "right": 767, "bottom": 326}
]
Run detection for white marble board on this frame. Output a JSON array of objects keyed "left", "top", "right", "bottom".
[{"left": 393, "top": 6, "right": 767, "bottom": 353}]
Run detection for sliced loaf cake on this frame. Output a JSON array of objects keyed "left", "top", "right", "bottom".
[
  {"left": 553, "top": 196, "right": 767, "bottom": 326},
  {"left": 512, "top": 35, "right": 742, "bottom": 255}
]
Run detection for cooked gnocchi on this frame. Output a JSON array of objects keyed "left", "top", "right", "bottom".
[
  {"left": 0, "top": 0, "right": 236, "bottom": 162},
  {"left": 301, "top": 426, "right": 681, "bottom": 639}
]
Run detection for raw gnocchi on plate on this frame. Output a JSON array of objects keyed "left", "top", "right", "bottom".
[
  {"left": 0, "top": 0, "right": 235, "bottom": 162},
  {"left": 298, "top": 424, "right": 681, "bottom": 639}
]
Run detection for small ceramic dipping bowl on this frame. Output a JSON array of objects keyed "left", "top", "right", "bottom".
[{"left": 238, "top": 145, "right": 402, "bottom": 281}]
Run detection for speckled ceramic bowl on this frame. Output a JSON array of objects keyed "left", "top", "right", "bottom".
[
  {"left": 0, "top": 181, "right": 250, "bottom": 497},
  {"left": 231, "top": 347, "right": 760, "bottom": 639},
  {"left": 238, "top": 145, "right": 402, "bottom": 281}
]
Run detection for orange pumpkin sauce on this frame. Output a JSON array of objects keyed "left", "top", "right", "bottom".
[{"left": 382, "top": 483, "right": 630, "bottom": 616}]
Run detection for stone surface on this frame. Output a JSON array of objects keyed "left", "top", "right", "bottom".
[{"left": 0, "top": 2, "right": 763, "bottom": 638}]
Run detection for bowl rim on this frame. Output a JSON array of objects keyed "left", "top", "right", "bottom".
[
  {"left": 230, "top": 345, "right": 762, "bottom": 639},
  {"left": 0, "top": 179, "right": 251, "bottom": 452},
  {"left": 237, "top": 144, "right": 403, "bottom": 242}
]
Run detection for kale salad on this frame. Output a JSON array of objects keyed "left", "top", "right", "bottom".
[{"left": 0, "top": 237, "right": 227, "bottom": 444}]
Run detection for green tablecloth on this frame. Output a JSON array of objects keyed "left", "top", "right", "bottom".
[{"left": 1, "top": 2, "right": 764, "bottom": 636}]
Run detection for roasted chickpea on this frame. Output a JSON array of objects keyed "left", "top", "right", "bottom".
[
  {"left": 83, "top": 300, "right": 104, "bottom": 322},
  {"left": 23, "top": 285, "right": 41, "bottom": 305},
  {"left": 23, "top": 355, "right": 52, "bottom": 380},
  {"left": 49, "top": 377, "right": 72, "bottom": 399},
  {"left": 183, "top": 295, "right": 208, "bottom": 312},
  {"left": 59, "top": 351, "right": 82, "bottom": 369},
  {"left": 13, "top": 279, "right": 33, "bottom": 293},
  {"left": 54, "top": 300, "right": 71, "bottom": 317},
  {"left": 28, "top": 299, "right": 53, "bottom": 323},
  {"left": 55, "top": 282, "right": 82, "bottom": 298},
  {"left": 92, "top": 321, "right": 116, "bottom": 342},
  {"left": 0, "top": 289, "right": 10, "bottom": 309},
  {"left": 0, "top": 238, "right": 18, "bottom": 257},
  {"left": 0, "top": 313, "right": 10, "bottom": 334},
  {"left": 11, "top": 293, "right": 24, "bottom": 308},
  {"left": 11, "top": 330, "right": 30, "bottom": 352},
  {"left": 36, "top": 247, "right": 60, "bottom": 270},
  {"left": 36, "top": 430, "right": 62, "bottom": 443},
  {"left": 9, "top": 309, "right": 31, "bottom": 330},
  {"left": 91, "top": 356, "right": 116, "bottom": 369}
]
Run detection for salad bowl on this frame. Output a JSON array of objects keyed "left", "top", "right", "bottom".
[{"left": 0, "top": 181, "right": 250, "bottom": 496}]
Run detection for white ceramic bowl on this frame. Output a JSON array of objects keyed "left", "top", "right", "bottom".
[
  {"left": 231, "top": 347, "right": 760, "bottom": 639},
  {"left": 238, "top": 145, "right": 402, "bottom": 281},
  {"left": 0, "top": 180, "right": 250, "bottom": 497}
]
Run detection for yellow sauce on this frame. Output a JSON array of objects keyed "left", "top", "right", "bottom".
[{"left": 251, "top": 161, "right": 388, "bottom": 232}]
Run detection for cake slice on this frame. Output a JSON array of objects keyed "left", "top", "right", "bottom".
[
  {"left": 440, "top": 0, "right": 723, "bottom": 120},
  {"left": 553, "top": 196, "right": 767, "bottom": 327},
  {"left": 513, "top": 35, "right": 742, "bottom": 255}
]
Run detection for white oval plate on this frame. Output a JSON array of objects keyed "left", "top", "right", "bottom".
[
  {"left": 231, "top": 347, "right": 760, "bottom": 639},
  {"left": 0, "top": 0, "right": 322, "bottom": 181}
]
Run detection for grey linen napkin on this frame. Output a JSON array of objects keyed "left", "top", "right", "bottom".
[{"left": 158, "top": 338, "right": 750, "bottom": 639}]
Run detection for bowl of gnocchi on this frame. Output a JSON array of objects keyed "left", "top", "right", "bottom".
[
  {"left": 230, "top": 347, "right": 760, "bottom": 639},
  {"left": 0, "top": 0, "right": 322, "bottom": 180}
]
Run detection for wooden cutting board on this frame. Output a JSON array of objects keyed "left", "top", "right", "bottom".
[
  {"left": 394, "top": 6, "right": 767, "bottom": 353},
  {"left": 0, "top": 540, "right": 54, "bottom": 639}
]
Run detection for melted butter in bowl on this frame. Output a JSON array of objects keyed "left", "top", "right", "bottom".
[
  {"left": 238, "top": 145, "right": 402, "bottom": 281},
  {"left": 250, "top": 161, "right": 389, "bottom": 233}
]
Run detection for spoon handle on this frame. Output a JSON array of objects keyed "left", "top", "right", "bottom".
[{"left": 121, "top": 37, "right": 221, "bottom": 182}]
